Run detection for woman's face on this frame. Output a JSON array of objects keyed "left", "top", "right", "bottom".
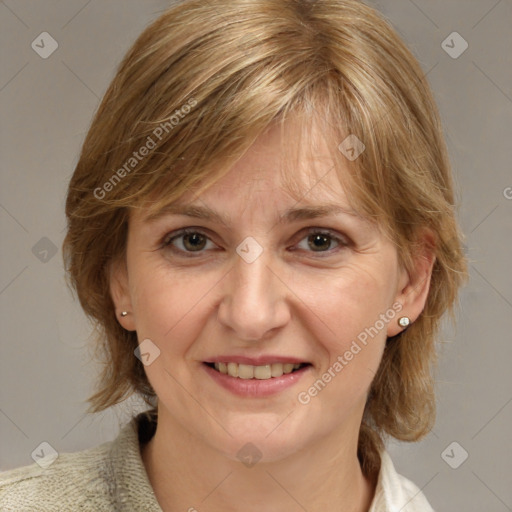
[{"left": 113, "top": 120, "right": 424, "bottom": 463}]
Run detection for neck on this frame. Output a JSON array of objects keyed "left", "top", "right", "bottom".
[{"left": 141, "top": 407, "right": 377, "bottom": 512}]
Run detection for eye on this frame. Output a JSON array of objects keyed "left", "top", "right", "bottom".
[
  {"left": 162, "top": 228, "right": 216, "bottom": 255},
  {"left": 294, "top": 229, "right": 348, "bottom": 254},
  {"left": 160, "top": 227, "right": 349, "bottom": 258}
]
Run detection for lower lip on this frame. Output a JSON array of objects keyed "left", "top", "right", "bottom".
[{"left": 202, "top": 363, "right": 310, "bottom": 398}]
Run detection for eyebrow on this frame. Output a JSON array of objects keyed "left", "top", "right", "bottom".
[{"left": 145, "top": 203, "right": 361, "bottom": 225}]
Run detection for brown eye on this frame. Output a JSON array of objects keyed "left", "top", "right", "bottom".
[
  {"left": 294, "top": 229, "right": 349, "bottom": 255},
  {"left": 307, "top": 233, "right": 333, "bottom": 252},
  {"left": 182, "top": 232, "right": 207, "bottom": 251},
  {"left": 162, "top": 229, "right": 214, "bottom": 254}
]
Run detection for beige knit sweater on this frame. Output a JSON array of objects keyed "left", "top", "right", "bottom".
[{"left": 0, "top": 412, "right": 435, "bottom": 511}]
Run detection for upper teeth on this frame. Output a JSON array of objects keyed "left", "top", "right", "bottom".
[{"left": 213, "top": 362, "right": 302, "bottom": 379}]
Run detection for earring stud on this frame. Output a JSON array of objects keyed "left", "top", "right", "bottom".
[
  {"left": 120, "top": 311, "right": 128, "bottom": 317},
  {"left": 398, "top": 316, "right": 410, "bottom": 328}
]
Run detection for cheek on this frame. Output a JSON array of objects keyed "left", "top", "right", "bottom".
[
  {"left": 129, "top": 260, "right": 215, "bottom": 355},
  {"left": 304, "top": 260, "right": 394, "bottom": 336},
  {"left": 295, "top": 261, "right": 396, "bottom": 390}
]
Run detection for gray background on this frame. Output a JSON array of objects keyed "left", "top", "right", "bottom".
[{"left": 1, "top": 1, "right": 511, "bottom": 510}]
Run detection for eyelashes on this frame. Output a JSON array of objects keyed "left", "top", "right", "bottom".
[
  {"left": 162, "top": 229, "right": 214, "bottom": 254},
  {"left": 161, "top": 227, "right": 350, "bottom": 258}
]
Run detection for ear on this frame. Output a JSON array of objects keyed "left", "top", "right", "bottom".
[
  {"left": 387, "top": 228, "right": 437, "bottom": 337},
  {"left": 109, "top": 256, "right": 136, "bottom": 331}
]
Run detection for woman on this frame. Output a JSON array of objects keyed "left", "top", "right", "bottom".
[{"left": 0, "top": 0, "right": 467, "bottom": 510}]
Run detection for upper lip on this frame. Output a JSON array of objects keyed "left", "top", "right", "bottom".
[{"left": 204, "top": 355, "right": 310, "bottom": 366}]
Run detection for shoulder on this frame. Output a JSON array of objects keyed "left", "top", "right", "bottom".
[
  {"left": 0, "top": 410, "right": 160, "bottom": 512},
  {"left": 0, "top": 445, "right": 114, "bottom": 511},
  {"left": 0, "top": 440, "right": 117, "bottom": 512},
  {"left": 369, "top": 450, "right": 436, "bottom": 512}
]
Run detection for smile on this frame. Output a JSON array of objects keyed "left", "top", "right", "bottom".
[
  {"left": 202, "top": 360, "right": 311, "bottom": 398},
  {"left": 207, "top": 362, "right": 309, "bottom": 380}
]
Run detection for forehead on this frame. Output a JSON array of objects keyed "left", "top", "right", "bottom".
[
  {"left": 182, "top": 118, "right": 352, "bottom": 206},
  {"left": 137, "top": 113, "right": 367, "bottom": 225},
  {"left": 138, "top": 160, "right": 367, "bottom": 233}
]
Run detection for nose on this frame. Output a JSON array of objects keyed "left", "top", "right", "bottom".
[{"left": 216, "top": 248, "right": 290, "bottom": 342}]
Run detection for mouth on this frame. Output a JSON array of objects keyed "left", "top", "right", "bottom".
[{"left": 204, "top": 361, "right": 311, "bottom": 380}]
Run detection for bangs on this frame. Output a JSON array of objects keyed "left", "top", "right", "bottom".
[{"left": 126, "top": 80, "right": 382, "bottom": 234}]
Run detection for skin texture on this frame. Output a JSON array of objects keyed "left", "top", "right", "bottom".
[{"left": 111, "top": 119, "right": 435, "bottom": 512}]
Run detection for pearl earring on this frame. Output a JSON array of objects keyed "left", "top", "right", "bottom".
[
  {"left": 398, "top": 316, "right": 410, "bottom": 328},
  {"left": 120, "top": 311, "right": 129, "bottom": 317}
]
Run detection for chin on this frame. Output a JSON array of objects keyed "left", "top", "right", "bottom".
[{"left": 211, "top": 413, "right": 315, "bottom": 464}]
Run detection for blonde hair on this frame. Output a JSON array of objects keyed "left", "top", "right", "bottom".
[{"left": 63, "top": 0, "right": 468, "bottom": 477}]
